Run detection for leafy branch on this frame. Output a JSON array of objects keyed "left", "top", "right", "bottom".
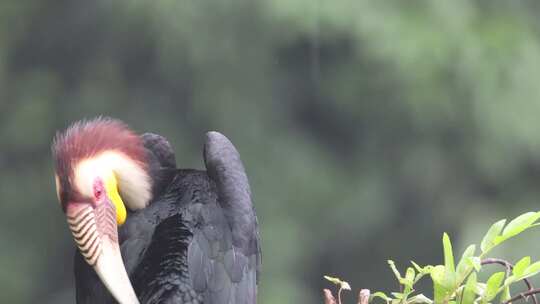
[
  {"left": 481, "top": 258, "right": 538, "bottom": 304},
  {"left": 324, "top": 211, "right": 540, "bottom": 304}
]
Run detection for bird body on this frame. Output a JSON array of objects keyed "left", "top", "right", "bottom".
[{"left": 52, "top": 119, "right": 260, "bottom": 304}]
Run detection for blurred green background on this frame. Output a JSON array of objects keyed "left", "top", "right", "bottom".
[{"left": 3, "top": 0, "right": 540, "bottom": 303}]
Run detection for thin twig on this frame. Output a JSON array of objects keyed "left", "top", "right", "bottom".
[
  {"left": 482, "top": 258, "right": 538, "bottom": 304},
  {"left": 503, "top": 288, "right": 540, "bottom": 304},
  {"left": 482, "top": 258, "right": 513, "bottom": 277}
]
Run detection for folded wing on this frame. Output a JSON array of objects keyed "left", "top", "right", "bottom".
[{"left": 187, "top": 131, "right": 261, "bottom": 304}]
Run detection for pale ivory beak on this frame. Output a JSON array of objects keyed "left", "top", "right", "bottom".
[{"left": 66, "top": 201, "right": 139, "bottom": 304}]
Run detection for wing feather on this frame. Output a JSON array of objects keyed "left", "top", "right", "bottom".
[{"left": 186, "top": 131, "right": 261, "bottom": 304}]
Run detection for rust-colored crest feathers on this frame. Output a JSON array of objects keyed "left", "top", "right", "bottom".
[{"left": 52, "top": 117, "right": 149, "bottom": 209}]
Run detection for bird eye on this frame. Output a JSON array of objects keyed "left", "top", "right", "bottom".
[{"left": 93, "top": 179, "right": 105, "bottom": 200}]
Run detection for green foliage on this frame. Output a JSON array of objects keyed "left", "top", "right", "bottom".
[
  {"left": 422, "top": 211, "right": 540, "bottom": 304},
  {"left": 326, "top": 211, "right": 540, "bottom": 304},
  {"left": 481, "top": 220, "right": 506, "bottom": 253}
]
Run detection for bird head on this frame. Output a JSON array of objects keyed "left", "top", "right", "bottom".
[{"left": 52, "top": 118, "right": 151, "bottom": 304}]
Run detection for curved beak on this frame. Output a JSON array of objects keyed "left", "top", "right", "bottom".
[{"left": 66, "top": 201, "right": 139, "bottom": 304}]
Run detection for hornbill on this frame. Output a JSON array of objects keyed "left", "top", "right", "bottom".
[{"left": 52, "top": 118, "right": 261, "bottom": 304}]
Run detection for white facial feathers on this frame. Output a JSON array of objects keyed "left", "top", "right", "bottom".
[{"left": 74, "top": 151, "right": 151, "bottom": 210}]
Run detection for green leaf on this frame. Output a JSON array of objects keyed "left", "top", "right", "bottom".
[
  {"left": 521, "top": 261, "right": 540, "bottom": 279},
  {"left": 371, "top": 292, "right": 391, "bottom": 304},
  {"left": 475, "top": 282, "right": 486, "bottom": 296},
  {"left": 430, "top": 265, "right": 445, "bottom": 285},
  {"left": 431, "top": 265, "right": 450, "bottom": 304},
  {"left": 513, "top": 256, "right": 531, "bottom": 277},
  {"left": 480, "top": 219, "right": 506, "bottom": 253},
  {"left": 460, "top": 245, "right": 476, "bottom": 260},
  {"left": 469, "top": 257, "right": 482, "bottom": 272},
  {"left": 456, "top": 245, "right": 475, "bottom": 281},
  {"left": 504, "top": 275, "right": 516, "bottom": 286},
  {"left": 443, "top": 233, "right": 455, "bottom": 273},
  {"left": 407, "top": 294, "right": 433, "bottom": 304},
  {"left": 324, "top": 275, "right": 351, "bottom": 291},
  {"left": 500, "top": 285, "right": 511, "bottom": 302},
  {"left": 388, "top": 260, "right": 402, "bottom": 281},
  {"left": 411, "top": 263, "right": 432, "bottom": 284},
  {"left": 324, "top": 275, "right": 342, "bottom": 285},
  {"left": 484, "top": 272, "right": 505, "bottom": 301},
  {"left": 400, "top": 267, "right": 416, "bottom": 300},
  {"left": 441, "top": 233, "right": 457, "bottom": 291},
  {"left": 501, "top": 212, "right": 540, "bottom": 240},
  {"left": 461, "top": 272, "right": 477, "bottom": 304},
  {"left": 404, "top": 267, "right": 415, "bottom": 286},
  {"left": 392, "top": 292, "right": 404, "bottom": 299},
  {"left": 411, "top": 261, "right": 424, "bottom": 273}
]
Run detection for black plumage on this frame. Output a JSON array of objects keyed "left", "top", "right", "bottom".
[{"left": 74, "top": 132, "right": 261, "bottom": 304}]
